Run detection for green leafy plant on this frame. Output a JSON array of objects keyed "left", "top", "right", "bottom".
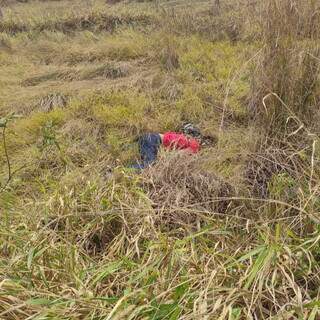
[
  {"left": 40, "top": 120, "right": 61, "bottom": 151},
  {"left": 40, "top": 120, "right": 68, "bottom": 166}
]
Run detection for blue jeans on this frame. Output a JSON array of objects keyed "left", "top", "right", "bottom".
[{"left": 130, "top": 133, "right": 161, "bottom": 170}]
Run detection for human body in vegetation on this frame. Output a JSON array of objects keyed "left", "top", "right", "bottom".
[{"left": 131, "top": 124, "right": 214, "bottom": 170}]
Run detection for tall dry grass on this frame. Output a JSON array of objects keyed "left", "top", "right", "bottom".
[{"left": 251, "top": 0, "right": 320, "bottom": 134}]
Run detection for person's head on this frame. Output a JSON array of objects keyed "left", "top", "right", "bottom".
[
  {"left": 182, "top": 123, "right": 217, "bottom": 147},
  {"left": 182, "top": 123, "right": 201, "bottom": 138}
]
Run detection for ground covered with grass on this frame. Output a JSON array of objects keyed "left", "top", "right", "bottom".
[{"left": 1, "top": 0, "right": 320, "bottom": 319}]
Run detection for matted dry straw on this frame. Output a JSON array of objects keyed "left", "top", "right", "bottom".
[
  {"left": 141, "top": 152, "right": 234, "bottom": 232},
  {"left": 245, "top": 140, "right": 305, "bottom": 199}
]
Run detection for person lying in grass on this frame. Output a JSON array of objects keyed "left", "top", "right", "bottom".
[{"left": 130, "top": 123, "right": 215, "bottom": 170}]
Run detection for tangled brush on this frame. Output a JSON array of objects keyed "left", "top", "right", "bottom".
[
  {"left": 141, "top": 152, "right": 235, "bottom": 233},
  {"left": 245, "top": 139, "right": 305, "bottom": 199}
]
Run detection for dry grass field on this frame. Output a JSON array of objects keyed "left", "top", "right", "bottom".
[{"left": 1, "top": 0, "right": 320, "bottom": 319}]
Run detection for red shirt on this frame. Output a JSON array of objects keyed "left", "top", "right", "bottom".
[{"left": 162, "top": 132, "right": 200, "bottom": 153}]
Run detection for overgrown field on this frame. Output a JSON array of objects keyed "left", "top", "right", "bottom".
[{"left": 1, "top": 0, "right": 320, "bottom": 319}]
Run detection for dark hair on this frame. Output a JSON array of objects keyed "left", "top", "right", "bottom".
[
  {"left": 182, "top": 123, "right": 217, "bottom": 146},
  {"left": 182, "top": 123, "right": 201, "bottom": 138}
]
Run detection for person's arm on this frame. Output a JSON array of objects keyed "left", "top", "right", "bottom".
[{"left": 187, "top": 138, "right": 200, "bottom": 153}]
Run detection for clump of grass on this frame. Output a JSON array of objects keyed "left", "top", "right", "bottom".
[
  {"left": 251, "top": 0, "right": 320, "bottom": 133},
  {"left": 141, "top": 152, "right": 235, "bottom": 234},
  {"left": 245, "top": 139, "right": 305, "bottom": 198},
  {"left": 246, "top": 0, "right": 320, "bottom": 210},
  {"left": 159, "top": 36, "right": 180, "bottom": 71},
  {"left": 38, "top": 92, "right": 69, "bottom": 112}
]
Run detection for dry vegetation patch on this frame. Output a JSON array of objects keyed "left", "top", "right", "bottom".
[
  {"left": 1, "top": 0, "right": 320, "bottom": 319},
  {"left": 142, "top": 152, "right": 235, "bottom": 231}
]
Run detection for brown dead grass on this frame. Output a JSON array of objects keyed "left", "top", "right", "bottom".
[
  {"left": 0, "top": 10, "right": 156, "bottom": 34},
  {"left": 142, "top": 152, "right": 235, "bottom": 233},
  {"left": 245, "top": 137, "right": 307, "bottom": 198}
]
